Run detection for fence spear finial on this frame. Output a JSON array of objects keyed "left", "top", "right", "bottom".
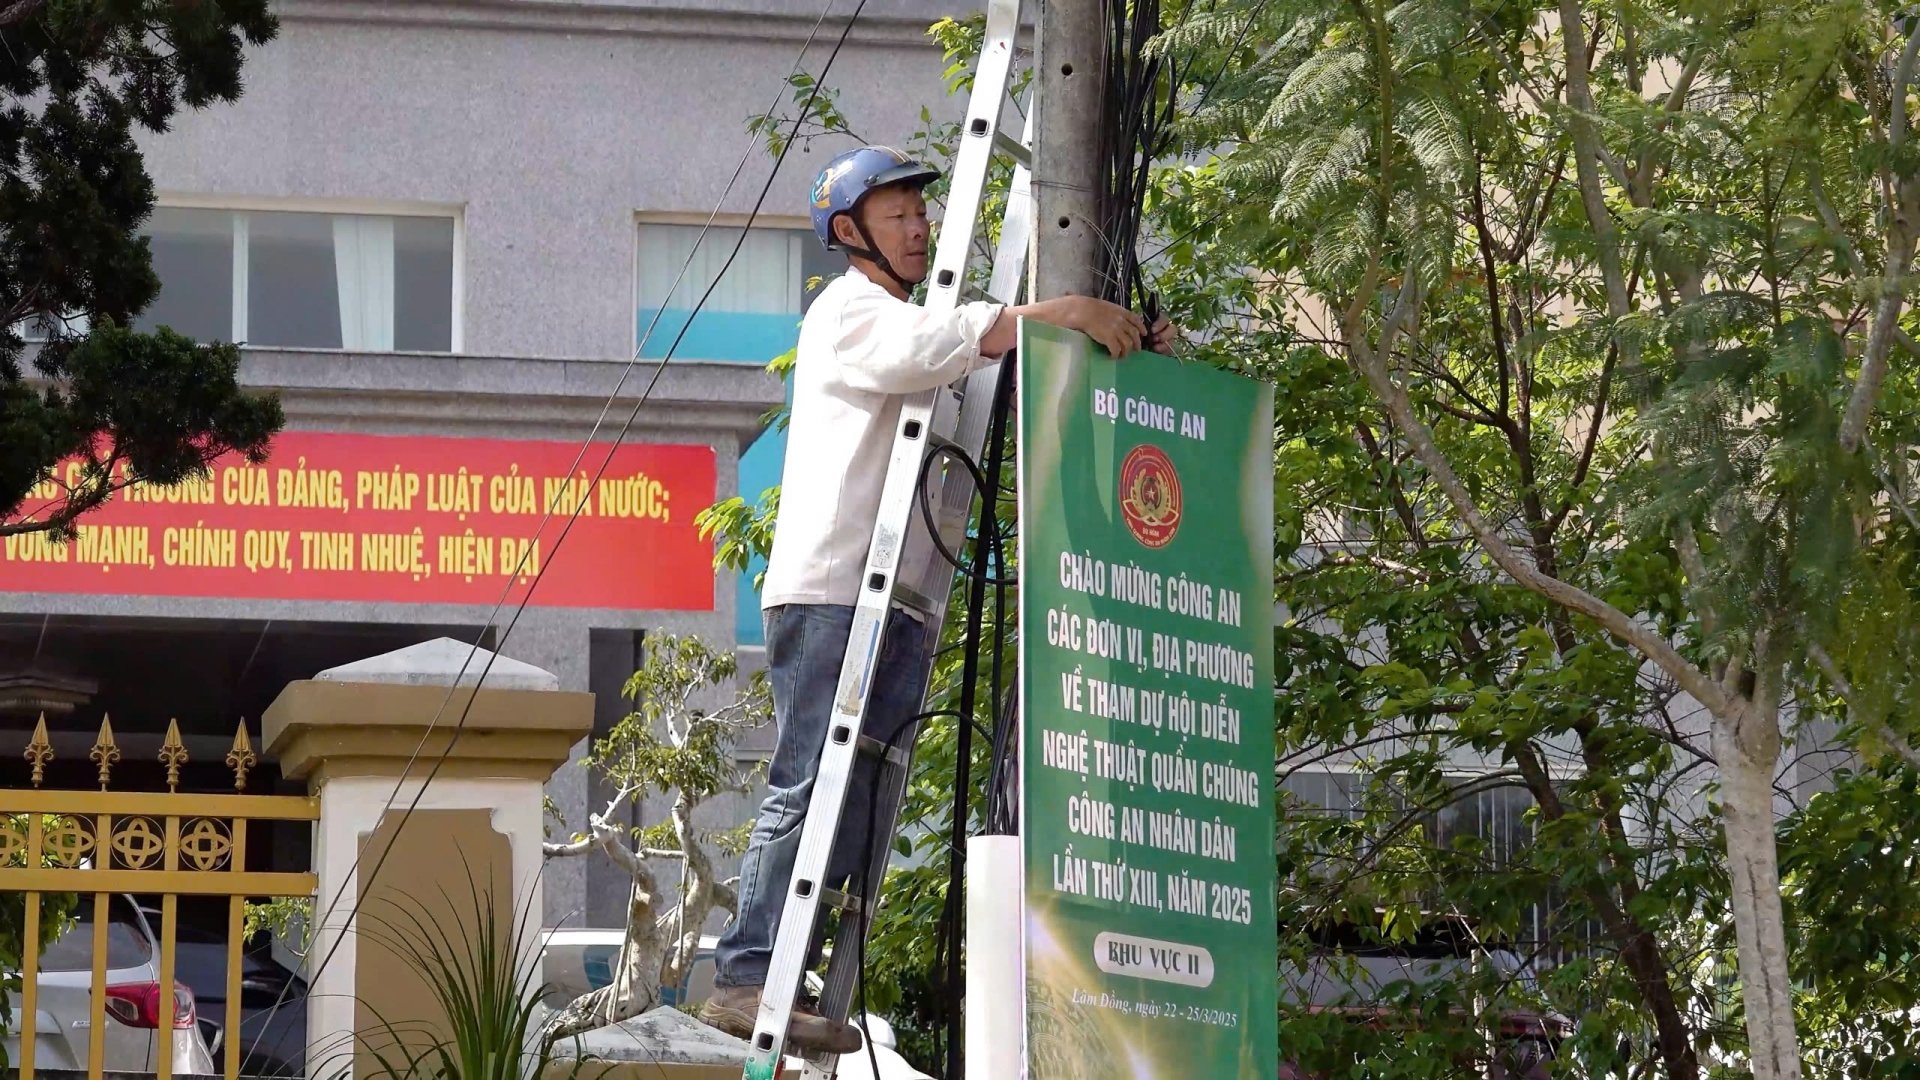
[
  {"left": 89, "top": 715, "right": 119, "bottom": 791},
  {"left": 227, "top": 721, "right": 258, "bottom": 792},
  {"left": 26, "top": 713, "right": 52, "bottom": 788},
  {"left": 160, "top": 719, "right": 188, "bottom": 793}
]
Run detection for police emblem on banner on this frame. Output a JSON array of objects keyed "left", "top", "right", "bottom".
[{"left": 1119, "top": 444, "right": 1181, "bottom": 549}]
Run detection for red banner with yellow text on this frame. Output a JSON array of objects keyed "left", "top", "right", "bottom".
[{"left": 0, "top": 432, "right": 716, "bottom": 610}]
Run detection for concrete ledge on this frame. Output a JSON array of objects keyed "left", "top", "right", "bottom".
[
  {"left": 547, "top": 1007, "right": 757, "bottom": 1080},
  {"left": 265, "top": 679, "right": 593, "bottom": 782},
  {"left": 275, "top": 0, "right": 976, "bottom": 46},
  {"left": 263, "top": 638, "right": 593, "bottom": 783},
  {"left": 236, "top": 348, "right": 784, "bottom": 447}
]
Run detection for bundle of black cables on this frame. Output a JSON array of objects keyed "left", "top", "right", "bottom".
[
  {"left": 1097, "top": 0, "right": 1196, "bottom": 321},
  {"left": 920, "top": 345, "right": 1019, "bottom": 1080}
]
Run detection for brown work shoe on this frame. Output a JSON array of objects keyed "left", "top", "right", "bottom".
[{"left": 699, "top": 984, "right": 864, "bottom": 1056}]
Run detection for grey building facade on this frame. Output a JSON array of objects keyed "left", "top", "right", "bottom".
[{"left": 0, "top": 0, "right": 962, "bottom": 930}]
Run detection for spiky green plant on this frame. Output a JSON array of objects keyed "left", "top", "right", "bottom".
[{"left": 321, "top": 865, "right": 590, "bottom": 1080}]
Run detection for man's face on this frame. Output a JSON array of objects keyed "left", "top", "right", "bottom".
[{"left": 836, "top": 184, "right": 930, "bottom": 283}]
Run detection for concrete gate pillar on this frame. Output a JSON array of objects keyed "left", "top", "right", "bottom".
[{"left": 263, "top": 638, "right": 593, "bottom": 1079}]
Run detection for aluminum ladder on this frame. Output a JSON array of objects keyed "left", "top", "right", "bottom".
[{"left": 742, "top": 0, "right": 1033, "bottom": 1075}]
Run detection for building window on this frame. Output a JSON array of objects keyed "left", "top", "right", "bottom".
[
  {"left": 637, "top": 219, "right": 837, "bottom": 648},
  {"left": 635, "top": 221, "right": 837, "bottom": 362},
  {"left": 1282, "top": 768, "right": 1579, "bottom": 958},
  {"left": 138, "top": 206, "right": 457, "bottom": 352}
]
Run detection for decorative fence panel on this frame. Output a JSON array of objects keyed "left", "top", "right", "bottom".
[{"left": 4, "top": 716, "right": 317, "bottom": 1079}]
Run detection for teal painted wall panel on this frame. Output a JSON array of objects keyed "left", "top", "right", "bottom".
[
  {"left": 637, "top": 308, "right": 799, "bottom": 364},
  {"left": 641, "top": 306, "right": 798, "bottom": 647}
]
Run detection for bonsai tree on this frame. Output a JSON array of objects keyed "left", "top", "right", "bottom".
[{"left": 542, "top": 633, "right": 769, "bottom": 1036}]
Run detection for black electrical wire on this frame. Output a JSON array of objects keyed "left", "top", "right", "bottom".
[
  {"left": 982, "top": 364, "right": 1016, "bottom": 841},
  {"left": 1096, "top": 0, "right": 1198, "bottom": 320},
  {"left": 965, "top": 349, "right": 1020, "bottom": 840},
  {"left": 259, "top": 0, "right": 878, "bottom": 1040},
  {"left": 849, "top": 706, "right": 957, "bottom": 1080},
  {"left": 916, "top": 443, "right": 1016, "bottom": 587},
  {"left": 929, "top": 340, "right": 1018, "bottom": 1080},
  {"left": 851, "top": 3, "right": 1203, "bottom": 1067},
  {"left": 987, "top": 413, "right": 1011, "bottom": 837},
  {"left": 902, "top": 4, "right": 1206, "bottom": 1073},
  {"left": 843, "top": 352, "right": 1019, "bottom": 1077},
  {"left": 986, "top": 687, "right": 1020, "bottom": 834}
]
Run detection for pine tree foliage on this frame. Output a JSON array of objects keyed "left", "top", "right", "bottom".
[{"left": 0, "top": 0, "right": 284, "bottom": 538}]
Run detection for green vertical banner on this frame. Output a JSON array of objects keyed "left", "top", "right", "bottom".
[{"left": 1018, "top": 320, "right": 1278, "bottom": 1079}]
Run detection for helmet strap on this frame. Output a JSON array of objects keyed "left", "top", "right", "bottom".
[{"left": 839, "top": 212, "right": 921, "bottom": 296}]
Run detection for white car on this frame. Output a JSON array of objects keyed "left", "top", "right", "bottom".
[
  {"left": 538, "top": 928, "right": 930, "bottom": 1079},
  {"left": 4, "top": 893, "right": 220, "bottom": 1074}
]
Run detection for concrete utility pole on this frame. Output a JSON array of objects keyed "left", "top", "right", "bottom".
[
  {"left": 1031, "top": 0, "right": 1106, "bottom": 301},
  {"left": 965, "top": 7, "right": 1109, "bottom": 1080}
]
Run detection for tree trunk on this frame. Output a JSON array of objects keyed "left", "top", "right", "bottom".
[
  {"left": 545, "top": 872, "right": 668, "bottom": 1040},
  {"left": 1712, "top": 700, "right": 1803, "bottom": 1080},
  {"left": 1511, "top": 744, "right": 1701, "bottom": 1080},
  {"left": 659, "top": 794, "right": 717, "bottom": 994}
]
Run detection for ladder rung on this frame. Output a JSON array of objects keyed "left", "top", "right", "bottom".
[
  {"left": 960, "top": 281, "right": 1005, "bottom": 306},
  {"left": 993, "top": 128, "right": 1032, "bottom": 168},
  {"left": 820, "top": 887, "right": 863, "bottom": 917},
  {"left": 857, "top": 732, "right": 912, "bottom": 769},
  {"left": 893, "top": 582, "right": 941, "bottom": 617}
]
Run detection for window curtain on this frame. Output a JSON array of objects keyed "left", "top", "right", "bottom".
[
  {"left": 333, "top": 215, "right": 395, "bottom": 350},
  {"left": 634, "top": 224, "right": 802, "bottom": 361}
]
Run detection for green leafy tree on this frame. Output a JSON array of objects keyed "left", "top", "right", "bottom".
[
  {"left": 541, "top": 634, "right": 769, "bottom": 1038},
  {"left": 1, "top": 0, "right": 284, "bottom": 538},
  {"left": 1159, "top": 0, "right": 1920, "bottom": 1075}
]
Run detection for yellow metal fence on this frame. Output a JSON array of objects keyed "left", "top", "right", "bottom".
[{"left": 3, "top": 716, "right": 318, "bottom": 1079}]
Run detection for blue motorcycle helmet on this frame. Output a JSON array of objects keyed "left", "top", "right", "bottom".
[{"left": 810, "top": 145, "right": 940, "bottom": 290}]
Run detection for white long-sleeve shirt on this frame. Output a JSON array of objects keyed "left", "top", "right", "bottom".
[{"left": 761, "top": 266, "right": 1004, "bottom": 610}]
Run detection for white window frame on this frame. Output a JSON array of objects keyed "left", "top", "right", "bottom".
[
  {"left": 631, "top": 211, "right": 819, "bottom": 339},
  {"left": 153, "top": 192, "right": 467, "bottom": 353}
]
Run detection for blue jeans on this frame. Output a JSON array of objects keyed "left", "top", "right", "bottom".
[{"left": 713, "top": 603, "right": 934, "bottom": 988}]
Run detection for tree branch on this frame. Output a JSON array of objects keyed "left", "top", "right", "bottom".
[
  {"left": 711, "top": 877, "right": 739, "bottom": 918},
  {"left": 1353, "top": 421, "right": 1427, "bottom": 547},
  {"left": 1630, "top": 52, "right": 1703, "bottom": 206},
  {"left": 1892, "top": 24, "right": 1920, "bottom": 158},
  {"left": 1347, "top": 328, "right": 1738, "bottom": 721},
  {"left": 1471, "top": 148, "right": 1514, "bottom": 419},
  {"left": 1549, "top": 342, "right": 1618, "bottom": 534},
  {"left": 1839, "top": 24, "right": 1920, "bottom": 453},
  {"left": 1843, "top": 253, "right": 1916, "bottom": 453},
  {"left": 0, "top": 0, "right": 47, "bottom": 27},
  {"left": 1809, "top": 172, "right": 1920, "bottom": 359},
  {"left": 543, "top": 812, "right": 663, "bottom": 890},
  {"left": 1412, "top": 344, "right": 1508, "bottom": 425},
  {"left": 1807, "top": 643, "right": 1920, "bottom": 771},
  {"left": 1558, "top": 0, "right": 1632, "bottom": 321},
  {"left": 1, "top": 465, "right": 127, "bottom": 537}
]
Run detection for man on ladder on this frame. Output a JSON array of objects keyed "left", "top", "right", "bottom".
[{"left": 699, "top": 144, "right": 1168, "bottom": 1054}]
